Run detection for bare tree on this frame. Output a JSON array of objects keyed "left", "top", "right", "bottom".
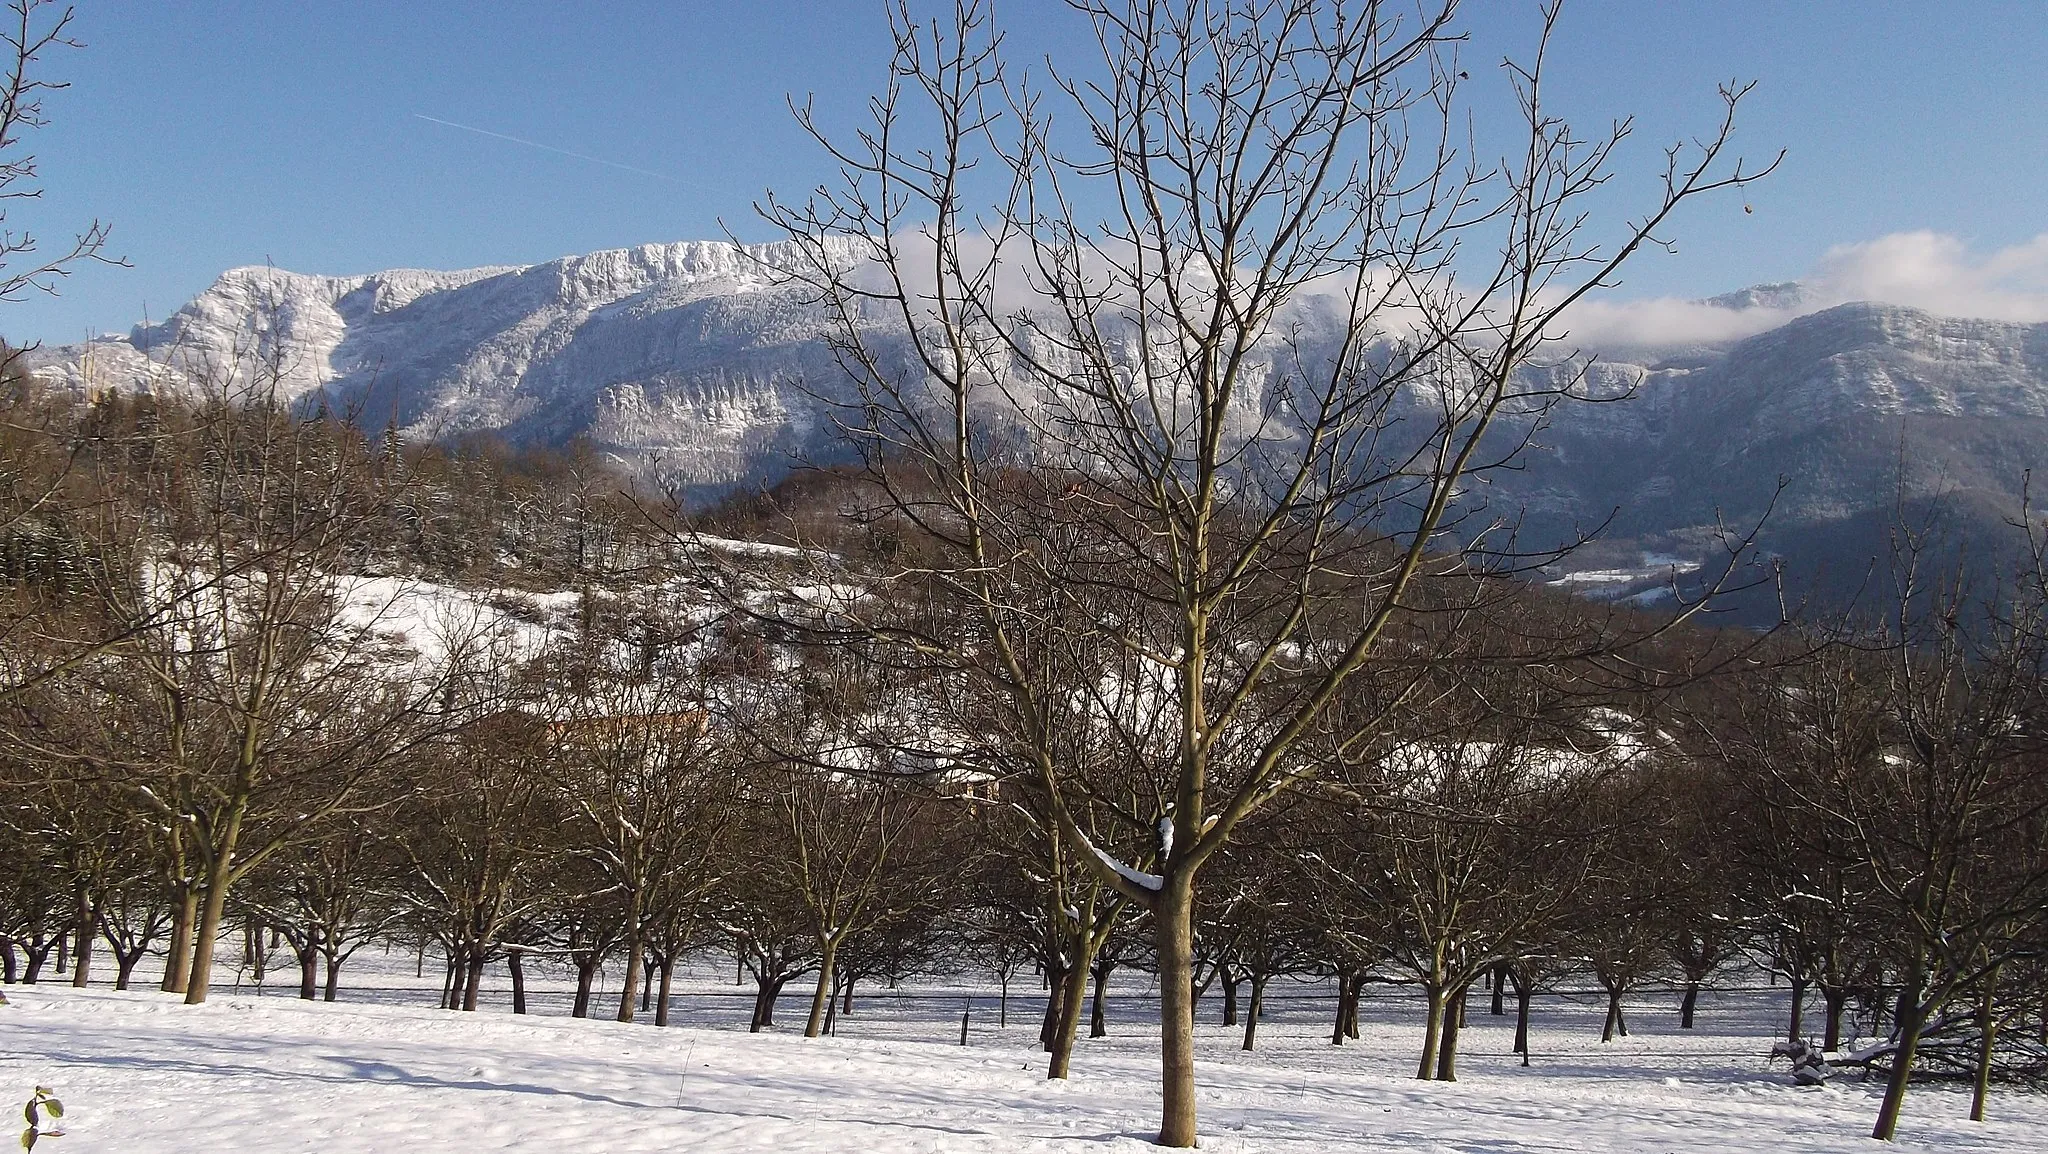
[
  {"left": 1309, "top": 660, "right": 1634, "bottom": 1079},
  {"left": 756, "top": 733, "right": 937, "bottom": 1037},
  {"left": 1701, "top": 636, "right": 1886, "bottom": 1049},
  {"left": 92, "top": 841, "right": 173, "bottom": 991},
  {"left": 97, "top": 401, "right": 447, "bottom": 1004},
  {"left": 751, "top": 0, "right": 1772, "bottom": 1140},
  {"left": 397, "top": 701, "right": 566, "bottom": 1014},
  {"left": 1617, "top": 710, "right": 1750, "bottom": 1033},
  {"left": 1196, "top": 824, "right": 1322, "bottom": 1052},
  {"left": 542, "top": 640, "right": 738, "bottom": 1025},
  {"left": 715, "top": 810, "right": 817, "bottom": 1033},
  {"left": 248, "top": 817, "right": 407, "bottom": 1002},
  {"left": 933, "top": 645, "right": 1146, "bottom": 1074},
  {"left": 1738, "top": 557, "right": 2048, "bottom": 1139},
  {"left": 0, "top": 762, "right": 66, "bottom": 981}
]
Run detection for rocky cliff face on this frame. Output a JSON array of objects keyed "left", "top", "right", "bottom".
[
  {"left": 30, "top": 242, "right": 2048, "bottom": 610},
  {"left": 33, "top": 240, "right": 863, "bottom": 491}
]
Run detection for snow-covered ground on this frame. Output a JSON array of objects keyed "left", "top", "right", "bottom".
[{"left": 3, "top": 958, "right": 2040, "bottom": 1152}]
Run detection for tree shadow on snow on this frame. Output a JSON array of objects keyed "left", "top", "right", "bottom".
[{"left": 37, "top": 1047, "right": 752, "bottom": 1118}]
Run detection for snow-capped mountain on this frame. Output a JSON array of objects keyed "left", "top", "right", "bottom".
[
  {"left": 26, "top": 241, "right": 2048, "bottom": 611},
  {"left": 1518, "top": 302, "right": 2048, "bottom": 608},
  {"left": 31, "top": 240, "right": 863, "bottom": 492}
]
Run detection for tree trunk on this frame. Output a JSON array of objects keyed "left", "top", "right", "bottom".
[
  {"left": 1038, "top": 960, "right": 1067, "bottom": 1050},
  {"left": 22, "top": 938, "right": 51, "bottom": 983},
  {"left": 1241, "top": 973, "right": 1267, "bottom": 1052},
  {"left": 1038, "top": 967, "right": 1062, "bottom": 1049},
  {"left": 509, "top": 950, "right": 527, "bottom": 1015},
  {"left": 572, "top": 954, "right": 599, "bottom": 1018},
  {"left": 1514, "top": 979, "right": 1533, "bottom": 1065},
  {"left": 297, "top": 936, "right": 319, "bottom": 1001},
  {"left": 184, "top": 852, "right": 237, "bottom": 1005},
  {"left": 750, "top": 973, "right": 784, "bottom": 1032},
  {"left": 1435, "top": 982, "right": 1466, "bottom": 1081},
  {"left": 1331, "top": 966, "right": 1354, "bottom": 1045},
  {"left": 655, "top": 956, "right": 675, "bottom": 1027},
  {"left": 1822, "top": 985, "right": 1848, "bottom": 1051},
  {"left": 616, "top": 910, "right": 645, "bottom": 1024},
  {"left": 805, "top": 940, "right": 839, "bottom": 1038},
  {"left": 1601, "top": 987, "right": 1628, "bottom": 1041},
  {"left": 1089, "top": 961, "right": 1112, "bottom": 1039},
  {"left": 1970, "top": 964, "right": 1999, "bottom": 1123},
  {"left": 1872, "top": 956, "right": 1926, "bottom": 1141},
  {"left": 162, "top": 886, "right": 197, "bottom": 994},
  {"left": 462, "top": 951, "right": 485, "bottom": 1011},
  {"left": 2, "top": 937, "right": 18, "bottom": 983},
  {"left": 1221, "top": 966, "right": 1240, "bottom": 1026},
  {"left": 1786, "top": 975, "right": 1808, "bottom": 1042},
  {"left": 1047, "top": 947, "right": 1091, "bottom": 1078},
  {"left": 246, "top": 920, "right": 266, "bottom": 984},
  {"left": 1491, "top": 962, "right": 1508, "bottom": 1016},
  {"left": 113, "top": 949, "right": 140, "bottom": 990},
  {"left": 69, "top": 892, "right": 94, "bottom": 988},
  {"left": 1417, "top": 983, "right": 1446, "bottom": 1078},
  {"left": 322, "top": 951, "right": 342, "bottom": 1002},
  {"left": 1344, "top": 973, "right": 1362, "bottom": 1039},
  {"left": 1154, "top": 876, "right": 1198, "bottom": 1149},
  {"left": 69, "top": 928, "right": 93, "bottom": 986},
  {"left": 1680, "top": 982, "right": 1699, "bottom": 1029}
]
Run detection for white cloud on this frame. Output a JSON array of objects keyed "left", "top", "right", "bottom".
[
  {"left": 846, "top": 227, "right": 2048, "bottom": 354},
  {"left": 1807, "top": 231, "right": 2048, "bottom": 322},
  {"left": 1552, "top": 295, "right": 1796, "bottom": 350},
  {"left": 1551, "top": 231, "right": 2048, "bottom": 351}
]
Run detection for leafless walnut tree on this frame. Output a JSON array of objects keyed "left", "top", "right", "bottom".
[
  {"left": 31, "top": 371, "right": 459, "bottom": 1004},
  {"left": 539, "top": 632, "right": 739, "bottom": 1026},
  {"left": 753, "top": 0, "right": 1773, "bottom": 1142},
  {"left": 1725, "top": 540, "right": 2048, "bottom": 1139}
]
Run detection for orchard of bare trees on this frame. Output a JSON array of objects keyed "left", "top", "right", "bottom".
[
  {"left": 2, "top": 361, "right": 2045, "bottom": 1146},
  {"left": 2, "top": 1, "right": 2046, "bottom": 1149}
]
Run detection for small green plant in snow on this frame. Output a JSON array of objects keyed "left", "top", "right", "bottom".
[{"left": 20, "top": 1086, "right": 63, "bottom": 1150}]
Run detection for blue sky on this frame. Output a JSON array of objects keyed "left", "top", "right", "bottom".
[{"left": 5, "top": 0, "right": 2045, "bottom": 345}]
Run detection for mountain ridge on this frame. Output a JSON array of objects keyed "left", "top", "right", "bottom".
[{"left": 24, "top": 241, "right": 2048, "bottom": 612}]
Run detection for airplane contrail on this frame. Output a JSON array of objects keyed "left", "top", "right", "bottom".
[{"left": 413, "top": 113, "right": 689, "bottom": 185}]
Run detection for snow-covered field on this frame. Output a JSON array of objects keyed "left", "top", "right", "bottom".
[{"left": 3, "top": 958, "right": 2040, "bottom": 1152}]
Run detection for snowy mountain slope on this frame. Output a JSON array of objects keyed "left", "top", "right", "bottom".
[
  {"left": 30, "top": 241, "right": 861, "bottom": 491},
  {"left": 25, "top": 242, "right": 2048, "bottom": 607},
  {"left": 1512, "top": 304, "right": 2048, "bottom": 610}
]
